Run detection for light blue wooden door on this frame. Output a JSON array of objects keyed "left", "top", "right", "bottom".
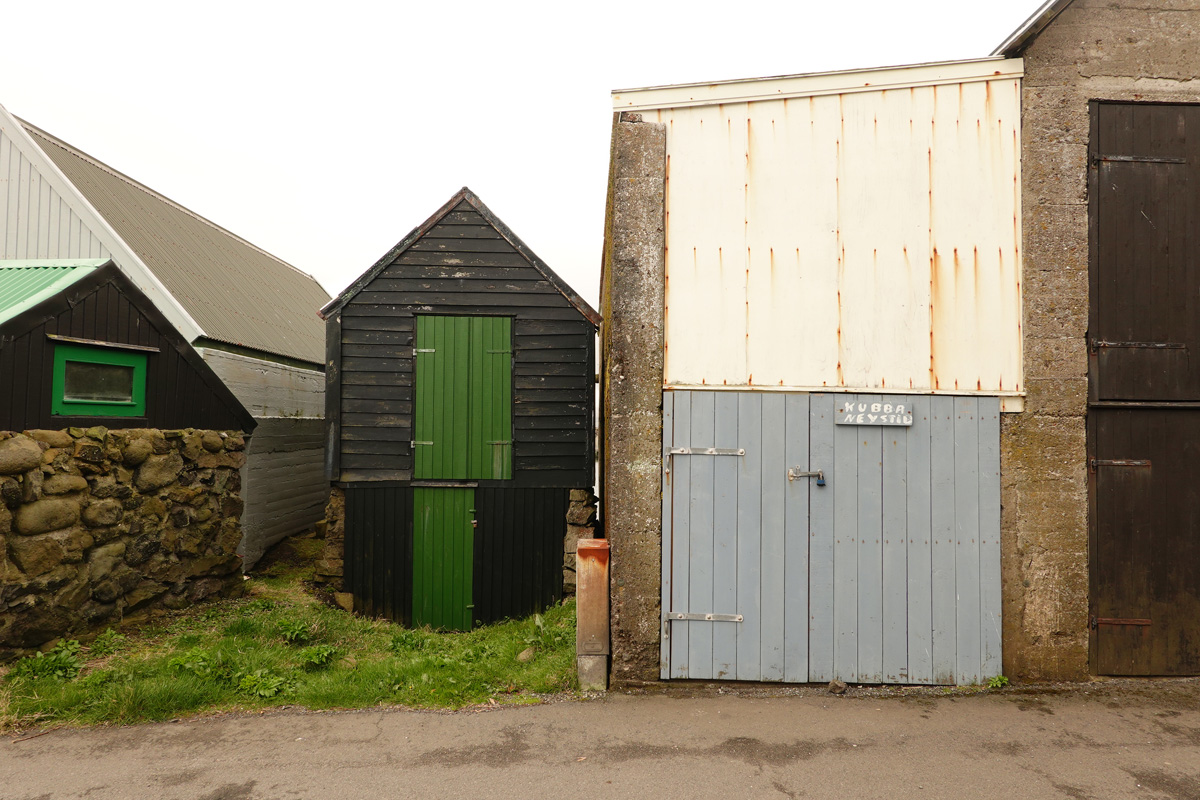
[{"left": 661, "top": 391, "right": 1002, "bottom": 685}]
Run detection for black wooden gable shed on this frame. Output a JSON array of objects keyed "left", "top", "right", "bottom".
[{"left": 321, "top": 188, "right": 599, "bottom": 630}]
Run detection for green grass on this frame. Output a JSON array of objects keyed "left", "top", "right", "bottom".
[{"left": 0, "top": 570, "right": 578, "bottom": 730}]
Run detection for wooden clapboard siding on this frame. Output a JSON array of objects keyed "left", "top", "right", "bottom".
[
  {"left": 662, "top": 389, "right": 1001, "bottom": 685},
  {"left": 0, "top": 264, "right": 252, "bottom": 432},
  {"left": 328, "top": 198, "right": 596, "bottom": 488},
  {"left": 239, "top": 418, "right": 329, "bottom": 568}
]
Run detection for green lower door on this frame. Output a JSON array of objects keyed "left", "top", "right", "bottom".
[{"left": 412, "top": 487, "right": 474, "bottom": 631}]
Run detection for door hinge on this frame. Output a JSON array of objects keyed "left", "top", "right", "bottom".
[
  {"left": 1089, "top": 458, "right": 1150, "bottom": 471},
  {"left": 664, "top": 447, "right": 745, "bottom": 475},
  {"left": 663, "top": 611, "right": 743, "bottom": 639},
  {"left": 412, "top": 441, "right": 434, "bottom": 447},
  {"left": 1091, "top": 615, "right": 1152, "bottom": 629},
  {"left": 414, "top": 348, "right": 436, "bottom": 353},
  {"left": 1089, "top": 337, "right": 1185, "bottom": 353}
]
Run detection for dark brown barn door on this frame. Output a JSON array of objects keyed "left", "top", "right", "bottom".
[{"left": 1089, "top": 102, "right": 1200, "bottom": 675}]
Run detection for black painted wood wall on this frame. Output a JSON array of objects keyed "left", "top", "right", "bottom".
[
  {"left": 0, "top": 265, "right": 253, "bottom": 432},
  {"left": 344, "top": 485, "right": 568, "bottom": 626}
]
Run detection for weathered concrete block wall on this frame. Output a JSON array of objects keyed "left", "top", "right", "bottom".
[
  {"left": 0, "top": 427, "right": 248, "bottom": 658},
  {"left": 1004, "top": 0, "right": 1200, "bottom": 679},
  {"left": 600, "top": 113, "right": 667, "bottom": 684}
]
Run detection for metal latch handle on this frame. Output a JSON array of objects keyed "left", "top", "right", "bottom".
[{"left": 788, "top": 468, "right": 825, "bottom": 486}]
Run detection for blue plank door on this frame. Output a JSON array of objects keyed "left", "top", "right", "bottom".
[{"left": 661, "top": 391, "right": 1002, "bottom": 685}]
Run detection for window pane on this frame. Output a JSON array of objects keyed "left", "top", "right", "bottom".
[{"left": 64, "top": 361, "right": 135, "bottom": 403}]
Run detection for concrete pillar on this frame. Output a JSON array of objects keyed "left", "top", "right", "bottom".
[{"left": 599, "top": 113, "right": 667, "bottom": 684}]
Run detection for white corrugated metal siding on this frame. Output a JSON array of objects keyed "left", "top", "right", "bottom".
[
  {"left": 617, "top": 59, "right": 1024, "bottom": 397},
  {"left": 0, "top": 130, "right": 109, "bottom": 261}
]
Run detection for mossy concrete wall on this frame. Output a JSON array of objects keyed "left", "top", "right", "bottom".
[
  {"left": 0, "top": 427, "right": 247, "bottom": 659},
  {"left": 599, "top": 113, "right": 667, "bottom": 684},
  {"left": 1003, "top": 0, "right": 1200, "bottom": 679}
]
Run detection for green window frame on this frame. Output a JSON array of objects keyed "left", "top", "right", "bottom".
[{"left": 52, "top": 343, "right": 147, "bottom": 417}]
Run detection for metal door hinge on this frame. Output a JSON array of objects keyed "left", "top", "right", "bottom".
[
  {"left": 664, "top": 447, "right": 745, "bottom": 475},
  {"left": 1089, "top": 458, "right": 1150, "bottom": 471},
  {"left": 412, "top": 441, "right": 434, "bottom": 447},
  {"left": 1089, "top": 337, "right": 1185, "bottom": 353},
  {"left": 666, "top": 612, "right": 743, "bottom": 622},
  {"left": 663, "top": 611, "right": 743, "bottom": 638},
  {"left": 787, "top": 468, "right": 825, "bottom": 486},
  {"left": 414, "top": 348, "right": 436, "bottom": 353},
  {"left": 1091, "top": 616, "right": 1152, "bottom": 629}
]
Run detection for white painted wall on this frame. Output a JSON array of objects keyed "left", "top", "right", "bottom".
[{"left": 616, "top": 59, "right": 1024, "bottom": 398}]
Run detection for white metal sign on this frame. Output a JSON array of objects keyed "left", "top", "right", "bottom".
[{"left": 836, "top": 401, "right": 913, "bottom": 427}]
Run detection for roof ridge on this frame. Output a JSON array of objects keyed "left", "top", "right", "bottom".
[{"left": 19, "top": 119, "right": 324, "bottom": 289}]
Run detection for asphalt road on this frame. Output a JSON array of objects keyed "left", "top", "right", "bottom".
[{"left": 4, "top": 681, "right": 1200, "bottom": 800}]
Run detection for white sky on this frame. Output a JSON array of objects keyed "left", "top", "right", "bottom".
[{"left": 1, "top": 1, "right": 1044, "bottom": 308}]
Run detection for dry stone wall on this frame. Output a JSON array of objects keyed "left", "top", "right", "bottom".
[{"left": 0, "top": 427, "right": 248, "bottom": 658}]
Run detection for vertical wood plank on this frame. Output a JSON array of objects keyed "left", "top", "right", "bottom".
[
  {"left": 882, "top": 401, "right": 909, "bottom": 683},
  {"left": 834, "top": 394, "right": 860, "bottom": 682},
  {"left": 857, "top": 396, "right": 885, "bottom": 683},
  {"left": 906, "top": 395, "right": 935, "bottom": 684},
  {"left": 712, "top": 392, "right": 740, "bottom": 678},
  {"left": 979, "top": 397, "right": 1002, "bottom": 679},
  {"left": 759, "top": 393, "right": 787, "bottom": 680},
  {"left": 930, "top": 395, "right": 957, "bottom": 684},
  {"left": 808, "top": 393, "right": 836, "bottom": 681},
  {"left": 670, "top": 392, "right": 692, "bottom": 677},
  {"left": 783, "top": 392, "right": 811, "bottom": 682},
  {"left": 660, "top": 391, "right": 674, "bottom": 679},
  {"left": 736, "top": 392, "right": 763, "bottom": 680},
  {"left": 954, "top": 396, "right": 982, "bottom": 684},
  {"left": 688, "top": 391, "right": 716, "bottom": 677}
]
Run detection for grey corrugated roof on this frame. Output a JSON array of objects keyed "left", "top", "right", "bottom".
[{"left": 22, "top": 123, "right": 329, "bottom": 366}]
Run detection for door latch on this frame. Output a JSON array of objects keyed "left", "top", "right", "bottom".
[{"left": 787, "top": 468, "right": 825, "bottom": 486}]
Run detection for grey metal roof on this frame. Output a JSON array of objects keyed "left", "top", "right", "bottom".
[
  {"left": 22, "top": 123, "right": 329, "bottom": 366},
  {"left": 992, "top": 0, "right": 1076, "bottom": 57}
]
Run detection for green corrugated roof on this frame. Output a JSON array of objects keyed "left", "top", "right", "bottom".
[{"left": 0, "top": 260, "right": 108, "bottom": 326}]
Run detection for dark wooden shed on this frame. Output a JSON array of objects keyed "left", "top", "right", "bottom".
[
  {"left": 321, "top": 188, "right": 600, "bottom": 630},
  {"left": 0, "top": 260, "right": 254, "bottom": 433}
]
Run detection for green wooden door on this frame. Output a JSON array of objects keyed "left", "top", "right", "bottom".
[
  {"left": 414, "top": 316, "right": 511, "bottom": 479},
  {"left": 412, "top": 487, "right": 475, "bottom": 631}
]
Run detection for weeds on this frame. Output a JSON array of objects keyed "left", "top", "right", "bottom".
[
  {"left": 9, "top": 640, "right": 83, "bottom": 681},
  {"left": 298, "top": 645, "right": 337, "bottom": 669},
  {"left": 87, "top": 630, "right": 127, "bottom": 658},
  {"left": 1, "top": 573, "right": 578, "bottom": 730}
]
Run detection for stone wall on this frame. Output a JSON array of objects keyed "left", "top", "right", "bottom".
[
  {"left": 314, "top": 486, "right": 345, "bottom": 588},
  {"left": 1002, "top": 0, "right": 1200, "bottom": 680},
  {"left": 0, "top": 427, "right": 248, "bottom": 658},
  {"left": 599, "top": 113, "right": 667, "bottom": 684},
  {"left": 563, "top": 489, "right": 598, "bottom": 596}
]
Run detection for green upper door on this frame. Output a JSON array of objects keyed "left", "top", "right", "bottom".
[{"left": 414, "top": 316, "right": 512, "bottom": 480}]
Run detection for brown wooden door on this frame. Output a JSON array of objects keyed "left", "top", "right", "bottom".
[{"left": 1089, "top": 102, "right": 1200, "bottom": 675}]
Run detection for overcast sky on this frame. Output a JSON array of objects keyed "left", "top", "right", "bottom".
[{"left": 1, "top": 1, "right": 1044, "bottom": 307}]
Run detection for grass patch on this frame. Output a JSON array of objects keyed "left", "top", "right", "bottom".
[{"left": 0, "top": 570, "right": 578, "bottom": 730}]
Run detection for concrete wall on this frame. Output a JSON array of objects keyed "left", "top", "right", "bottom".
[
  {"left": 600, "top": 114, "right": 667, "bottom": 684},
  {"left": 1003, "top": 0, "right": 1200, "bottom": 679}
]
